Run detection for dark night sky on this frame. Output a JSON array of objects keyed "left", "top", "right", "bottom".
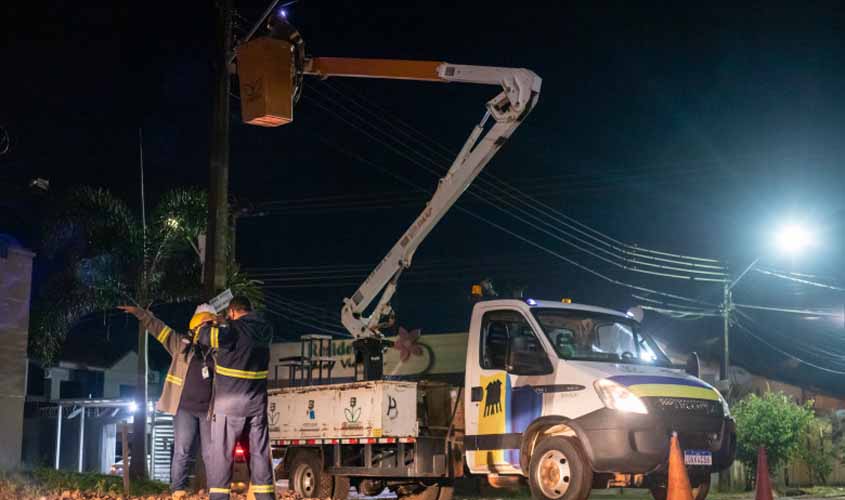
[{"left": 2, "top": 2, "right": 844, "bottom": 392}]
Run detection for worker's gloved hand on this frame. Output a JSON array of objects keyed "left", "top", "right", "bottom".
[{"left": 117, "top": 305, "right": 147, "bottom": 320}]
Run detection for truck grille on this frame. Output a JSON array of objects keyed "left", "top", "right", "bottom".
[{"left": 644, "top": 397, "right": 723, "bottom": 418}]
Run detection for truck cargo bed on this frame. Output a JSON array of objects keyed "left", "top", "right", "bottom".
[{"left": 268, "top": 380, "right": 419, "bottom": 441}]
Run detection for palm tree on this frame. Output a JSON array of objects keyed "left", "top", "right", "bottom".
[{"left": 30, "top": 186, "right": 260, "bottom": 479}]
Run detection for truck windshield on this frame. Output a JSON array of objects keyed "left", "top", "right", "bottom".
[{"left": 531, "top": 308, "right": 671, "bottom": 366}]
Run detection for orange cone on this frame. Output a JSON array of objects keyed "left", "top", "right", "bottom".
[
  {"left": 755, "top": 446, "right": 773, "bottom": 500},
  {"left": 667, "top": 432, "right": 694, "bottom": 500}
]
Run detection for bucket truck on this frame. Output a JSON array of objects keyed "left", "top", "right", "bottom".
[{"left": 234, "top": 21, "right": 734, "bottom": 500}]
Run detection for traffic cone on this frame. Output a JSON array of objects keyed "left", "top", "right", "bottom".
[
  {"left": 755, "top": 446, "right": 773, "bottom": 500},
  {"left": 667, "top": 432, "right": 694, "bottom": 500}
]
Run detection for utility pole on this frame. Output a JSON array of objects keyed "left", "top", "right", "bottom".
[
  {"left": 720, "top": 282, "right": 731, "bottom": 381},
  {"left": 204, "top": 0, "right": 233, "bottom": 298}
]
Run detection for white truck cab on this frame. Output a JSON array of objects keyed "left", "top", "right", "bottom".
[{"left": 464, "top": 298, "right": 735, "bottom": 500}]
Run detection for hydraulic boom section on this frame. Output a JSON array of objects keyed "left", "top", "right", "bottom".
[
  {"left": 337, "top": 65, "right": 540, "bottom": 358},
  {"left": 235, "top": 30, "right": 541, "bottom": 380}
]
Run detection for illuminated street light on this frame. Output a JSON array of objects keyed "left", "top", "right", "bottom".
[
  {"left": 128, "top": 401, "right": 138, "bottom": 413},
  {"left": 719, "top": 221, "right": 819, "bottom": 386},
  {"left": 774, "top": 223, "right": 815, "bottom": 256}
]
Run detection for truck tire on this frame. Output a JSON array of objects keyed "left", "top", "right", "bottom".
[
  {"left": 649, "top": 475, "right": 710, "bottom": 500},
  {"left": 395, "top": 482, "right": 454, "bottom": 500},
  {"left": 357, "top": 479, "right": 386, "bottom": 496},
  {"left": 528, "top": 436, "right": 592, "bottom": 500},
  {"left": 289, "top": 450, "right": 349, "bottom": 499}
]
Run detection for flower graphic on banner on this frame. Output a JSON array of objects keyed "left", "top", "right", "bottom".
[{"left": 393, "top": 326, "right": 423, "bottom": 362}]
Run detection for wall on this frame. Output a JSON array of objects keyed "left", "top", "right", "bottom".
[
  {"left": 103, "top": 352, "right": 162, "bottom": 400},
  {"left": 104, "top": 352, "right": 138, "bottom": 399},
  {"left": 0, "top": 244, "right": 34, "bottom": 469}
]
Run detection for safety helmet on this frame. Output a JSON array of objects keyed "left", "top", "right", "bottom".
[{"left": 189, "top": 303, "right": 216, "bottom": 331}]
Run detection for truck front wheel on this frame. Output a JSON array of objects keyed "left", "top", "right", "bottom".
[
  {"left": 289, "top": 449, "right": 350, "bottom": 500},
  {"left": 528, "top": 436, "right": 592, "bottom": 500}
]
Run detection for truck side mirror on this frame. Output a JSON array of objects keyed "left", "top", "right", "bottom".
[
  {"left": 506, "top": 336, "right": 553, "bottom": 376},
  {"left": 685, "top": 352, "right": 700, "bottom": 378}
]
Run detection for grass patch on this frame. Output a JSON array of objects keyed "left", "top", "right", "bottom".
[
  {"left": 800, "top": 486, "right": 845, "bottom": 498},
  {"left": 1, "top": 468, "right": 168, "bottom": 497}
]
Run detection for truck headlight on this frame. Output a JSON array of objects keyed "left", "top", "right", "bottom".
[{"left": 594, "top": 379, "right": 648, "bottom": 414}]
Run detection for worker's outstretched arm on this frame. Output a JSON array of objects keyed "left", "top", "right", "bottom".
[{"left": 117, "top": 306, "right": 182, "bottom": 355}]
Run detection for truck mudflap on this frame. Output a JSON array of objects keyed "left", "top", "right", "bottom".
[{"left": 568, "top": 408, "right": 736, "bottom": 474}]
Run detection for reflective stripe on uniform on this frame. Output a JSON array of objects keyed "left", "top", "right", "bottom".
[
  {"left": 209, "top": 487, "right": 230, "bottom": 494},
  {"left": 165, "top": 374, "right": 183, "bottom": 386},
  {"left": 251, "top": 485, "right": 274, "bottom": 493},
  {"left": 157, "top": 326, "right": 172, "bottom": 343},
  {"left": 216, "top": 364, "right": 268, "bottom": 380},
  {"left": 210, "top": 326, "right": 219, "bottom": 349}
]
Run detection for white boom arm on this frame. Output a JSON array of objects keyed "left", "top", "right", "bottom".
[{"left": 340, "top": 64, "right": 542, "bottom": 339}]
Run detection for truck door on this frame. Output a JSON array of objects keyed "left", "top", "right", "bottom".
[{"left": 465, "top": 308, "right": 554, "bottom": 474}]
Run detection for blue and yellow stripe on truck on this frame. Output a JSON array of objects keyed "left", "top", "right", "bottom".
[{"left": 609, "top": 375, "right": 719, "bottom": 401}]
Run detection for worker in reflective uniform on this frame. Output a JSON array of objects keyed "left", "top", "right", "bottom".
[
  {"left": 195, "top": 296, "right": 274, "bottom": 500},
  {"left": 117, "top": 304, "right": 216, "bottom": 498}
]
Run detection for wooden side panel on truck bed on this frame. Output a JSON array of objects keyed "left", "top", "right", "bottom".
[{"left": 268, "top": 380, "right": 419, "bottom": 440}]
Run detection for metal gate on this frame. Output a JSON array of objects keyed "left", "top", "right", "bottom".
[{"left": 150, "top": 412, "right": 174, "bottom": 483}]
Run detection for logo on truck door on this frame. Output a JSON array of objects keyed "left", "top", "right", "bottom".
[{"left": 484, "top": 379, "right": 503, "bottom": 416}]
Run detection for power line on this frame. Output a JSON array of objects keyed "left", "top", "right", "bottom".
[
  {"left": 312, "top": 78, "right": 725, "bottom": 267},
  {"left": 733, "top": 312, "right": 845, "bottom": 375},
  {"left": 753, "top": 267, "right": 845, "bottom": 292},
  {"left": 303, "top": 92, "right": 728, "bottom": 283},
  {"left": 307, "top": 130, "right": 715, "bottom": 307},
  {"left": 734, "top": 302, "right": 843, "bottom": 317}
]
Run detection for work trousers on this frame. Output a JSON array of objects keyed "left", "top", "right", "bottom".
[
  {"left": 208, "top": 413, "right": 274, "bottom": 500},
  {"left": 171, "top": 409, "right": 213, "bottom": 492}
]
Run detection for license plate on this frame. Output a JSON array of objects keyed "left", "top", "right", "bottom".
[{"left": 684, "top": 449, "right": 712, "bottom": 466}]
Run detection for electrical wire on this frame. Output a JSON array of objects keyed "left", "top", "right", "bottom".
[
  {"left": 304, "top": 86, "right": 728, "bottom": 276},
  {"left": 308, "top": 131, "right": 715, "bottom": 306},
  {"left": 263, "top": 295, "right": 345, "bottom": 330},
  {"left": 753, "top": 267, "right": 845, "bottom": 292},
  {"left": 263, "top": 300, "right": 349, "bottom": 337},
  {"left": 733, "top": 302, "right": 843, "bottom": 317},
  {"left": 639, "top": 305, "right": 721, "bottom": 319},
  {"left": 312, "top": 78, "right": 725, "bottom": 267},
  {"left": 302, "top": 93, "right": 728, "bottom": 283},
  {"left": 732, "top": 313, "right": 845, "bottom": 375}
]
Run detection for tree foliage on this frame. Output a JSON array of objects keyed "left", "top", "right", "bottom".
[
  {"left": 29, "top": 186, "right": 261, "bottom": 363},
  {"left": 733, "top": 391, "right": 815, "bottom": 475},
  {"left": 796, "top": 416, "right": 837, "bottom": 485}
]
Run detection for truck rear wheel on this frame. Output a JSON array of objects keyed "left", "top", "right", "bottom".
[
  {"left": 528, "top": 436, "right": 592, "bottom": 500},
  {"left": 289, "top": 449, "right": 350, "bottom": 500},
  {"left": 357, "top": 479, "right": 386, "bottom": 496}
]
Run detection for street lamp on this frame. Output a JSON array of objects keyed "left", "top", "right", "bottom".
[
  {"left": 719, "top": 223, "right": 816, "bottom": 384},
  {"left": 773, "top": 223, "right": 816, "bottom": 256}
]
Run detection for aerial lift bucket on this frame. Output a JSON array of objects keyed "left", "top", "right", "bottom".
[{"left": 236, "top": 37, "right": 294, "bottom": 127}]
